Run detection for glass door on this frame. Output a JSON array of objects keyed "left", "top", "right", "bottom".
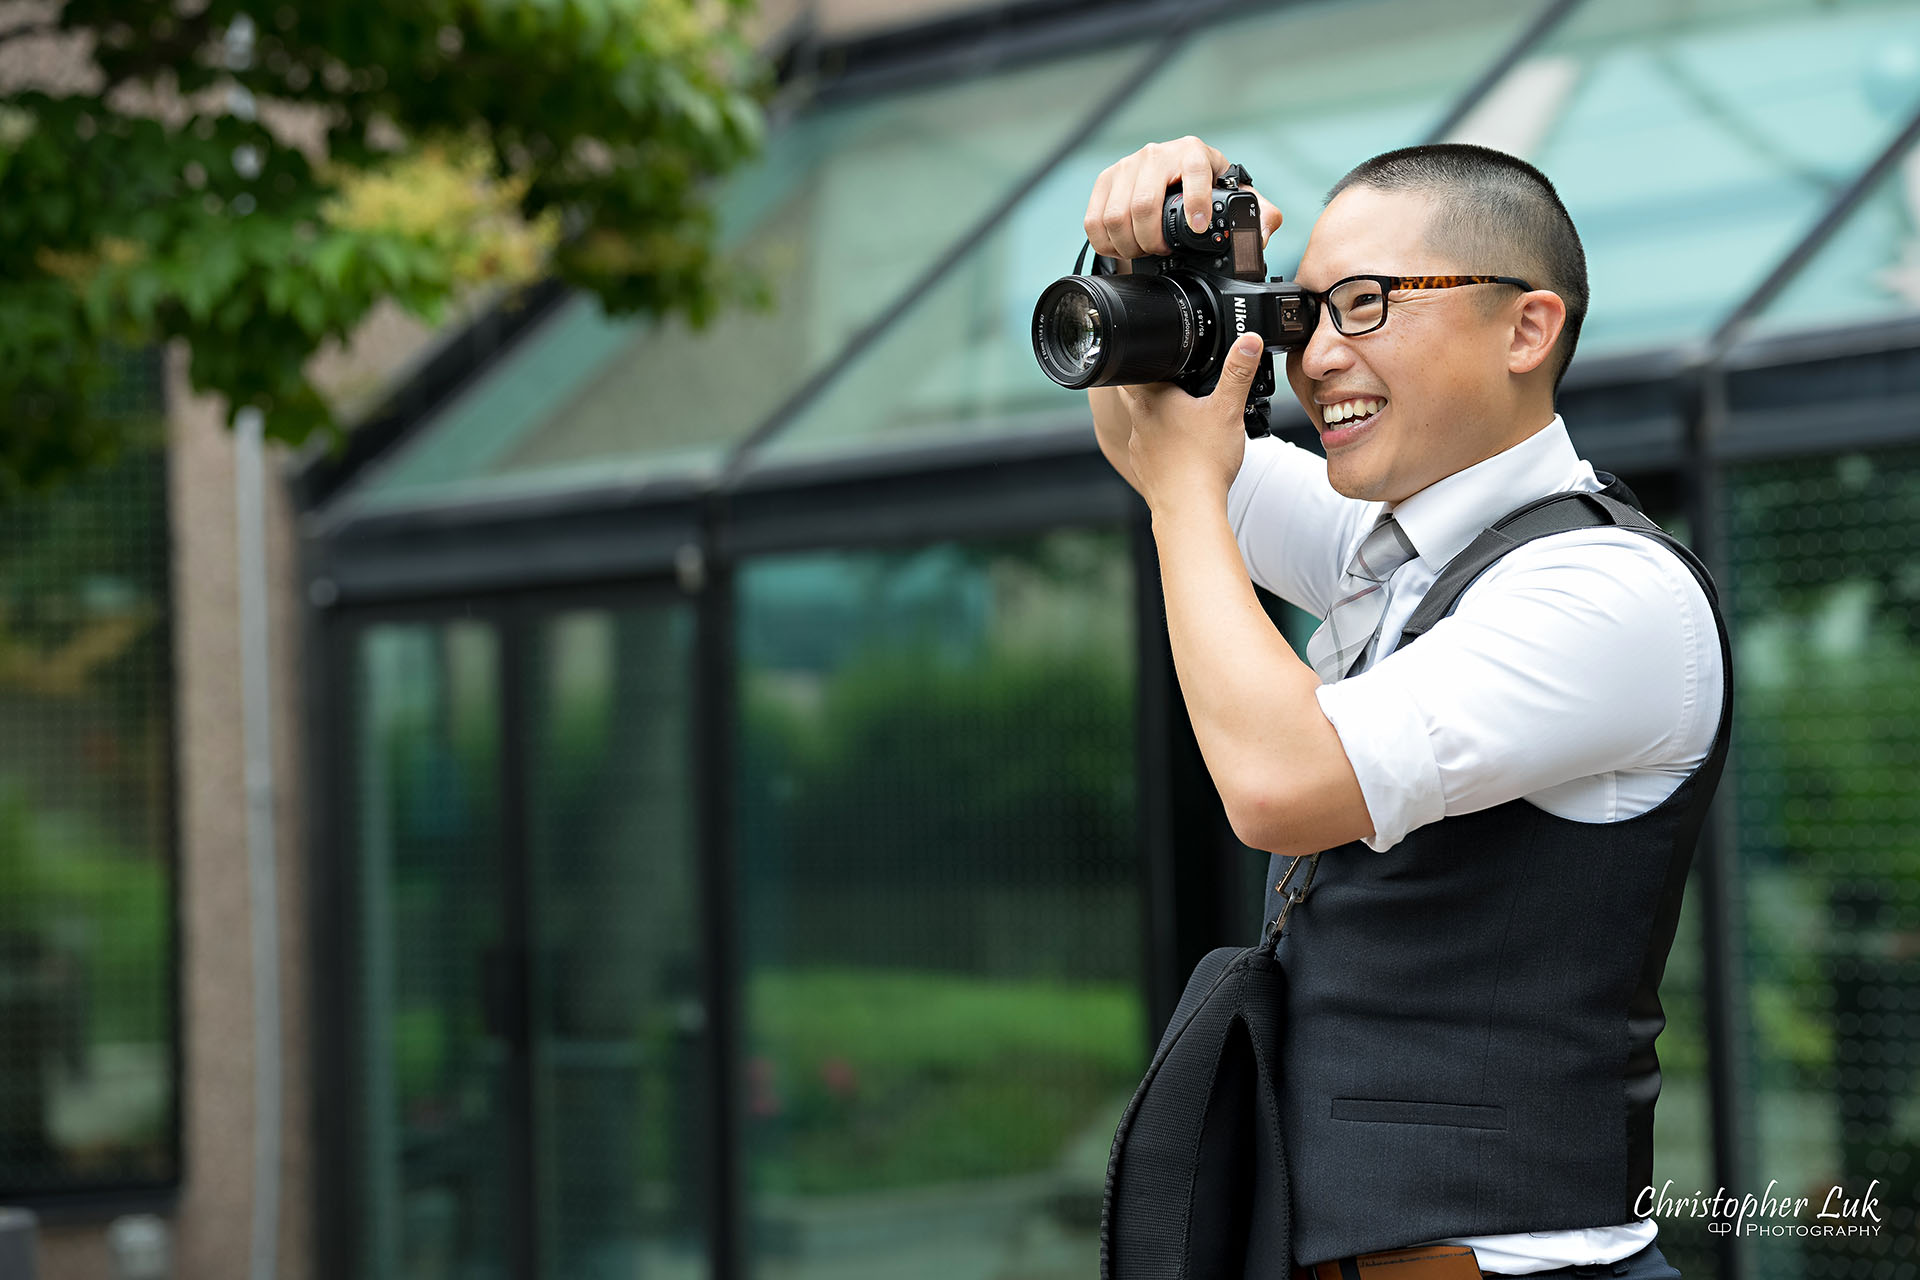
[
  {"left": 354, "top": 619, "right": 515, "bottom": 1280},
  {"left": 349, "top": 598, "right": 709, "bottom": 1280},
  {"left": 525, "top": 602, "right": 708, "bottom": 1280}
]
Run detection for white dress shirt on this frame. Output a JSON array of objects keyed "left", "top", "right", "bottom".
[{"left": 1224, "top": 413, "right": 1722, "bottom": 1273}]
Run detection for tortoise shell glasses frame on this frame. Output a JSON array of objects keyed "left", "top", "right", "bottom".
[{"left": 1304, "top": 274, "right": 1536, "bottom": 336}]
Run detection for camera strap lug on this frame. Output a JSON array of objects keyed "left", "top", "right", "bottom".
[
  {"left": 1245, "top": 396, "right": 1272, "bottom": 439},
  {"left": 1262, "top": 851, "right": 1320, "bottom": 953}
]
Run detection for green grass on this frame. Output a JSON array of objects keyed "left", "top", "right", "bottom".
[{"left": 746, "top": 966, "right": 1143, "bottom": 1196}]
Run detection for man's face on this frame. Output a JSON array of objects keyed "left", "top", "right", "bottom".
[{"left": 1286, "top": 185, "right": 1520, "bottom": 505}]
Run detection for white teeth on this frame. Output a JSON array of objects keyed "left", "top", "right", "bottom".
[{"left": 1322, "top": 398, "right": 1386, "bottom": 425}]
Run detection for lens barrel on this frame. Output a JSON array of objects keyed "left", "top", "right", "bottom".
[{"left": 1032, "top": 272, "right": 1209, "bottom": 389}]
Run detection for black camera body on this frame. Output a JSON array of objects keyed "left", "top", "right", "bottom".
[{"left": 1031, "top": 163, "right": 1320, "bottom": 438}]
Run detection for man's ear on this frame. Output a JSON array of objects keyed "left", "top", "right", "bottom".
[{"left": 1507, "top": 289, "right": 1567, "bottom": 377}]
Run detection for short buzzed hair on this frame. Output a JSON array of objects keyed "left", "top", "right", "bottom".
[{"left": 1327, "top": 143, "right": 1588, "bottom": 395}]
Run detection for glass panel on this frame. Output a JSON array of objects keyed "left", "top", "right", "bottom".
[
  {"left": 752, "top": 0, "right": 1543, "bottom": 465},
  {"left": 0, "top": 433, "right": 176, "bottom": 1195},
  {"left": 1750, "top": 138, "right": 1920, "bottom": 337},
  {"left": 1452, "top": 0, "right": 1920, "bottom": 356},
  {"left": 357, "top": 621, "right": 511, "bottom": 1280},
  {"left": 527, "top": 604, "right": 708, "bottom": 1280},
  {"left": 338, "top": 40, "right": 1155, "bottom": 516},
  {"left": 1722, "top": 448, "right": 1920, "bottom": 1280},
  {"left": 736, "top": 529, "right": 1143, "bottom": 1280}
]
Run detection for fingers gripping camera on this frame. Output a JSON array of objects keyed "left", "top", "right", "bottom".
[{"left": 1031, "top": 163, "right": 1318, "bottom": 439}]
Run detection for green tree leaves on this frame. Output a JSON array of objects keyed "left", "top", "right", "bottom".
[{"left": 1, "top": 0, "right": 770, "bottom": 494}]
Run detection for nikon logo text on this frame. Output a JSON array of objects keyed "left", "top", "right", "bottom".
[{"left": 1233, "top": 296, "right": 1248, "bottom": 335}]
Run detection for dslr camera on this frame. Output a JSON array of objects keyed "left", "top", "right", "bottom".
[{"left": 1031, "top": 163, "right": 1319, "bottom": 438}]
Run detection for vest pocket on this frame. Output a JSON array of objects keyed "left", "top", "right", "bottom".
[{"left": 1330, "top": 1097, "right": 1507, "bottom": 1130}]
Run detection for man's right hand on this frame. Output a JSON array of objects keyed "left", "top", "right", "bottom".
[
  {"left": 1084, "top": 137, "right": 1284, "bottom": 496},
  {"left": 1082, "top": 135, "right": 1283, "bottom": 261}
]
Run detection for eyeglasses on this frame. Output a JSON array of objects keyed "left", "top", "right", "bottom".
[{"left": 1304, "top": 274, "right": 1535, "bottom": 337}]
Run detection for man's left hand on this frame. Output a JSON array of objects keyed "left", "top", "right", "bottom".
[{"left": 1123, "top": 331, "right": 1264, "bottom": 516}]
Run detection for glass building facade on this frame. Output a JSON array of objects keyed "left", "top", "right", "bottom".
[{"left": 302, "top": 2, "right": 1920, "bottom": 1278}]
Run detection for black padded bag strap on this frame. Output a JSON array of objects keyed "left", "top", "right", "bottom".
[{"left": 1396, "top": 471, "right": 1711, "bottom": 649}]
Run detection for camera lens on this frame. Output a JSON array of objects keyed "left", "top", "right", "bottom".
[
  {"left": 1044, "top": 288, "right": 1105, "bottom": 373},
  {"left": 1032, "top": 273, "right": 1208, "bottom": 389}
]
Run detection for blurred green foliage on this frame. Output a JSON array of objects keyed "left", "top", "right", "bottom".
[
  {"left": 763, "top": 643, "right": 1134, "bottom": 858},
  {"left": 0, "top": 0, "right": 772, "bottom": 494},
  {"left": 1727, "top": 452, "right": 1920, "bottom": 1083},
  {"left": 732, "top": 547, "right": 1144, "bottom": 1193},
  {"left": 0, "top": 780, "right": 169, "bottom": 1045},
  {"left": 1722, "top": 451, "right": 1920, "bottom": 1258},
  {"left": 747, "top": 967, "right": 1141, "bottom": 1196}
]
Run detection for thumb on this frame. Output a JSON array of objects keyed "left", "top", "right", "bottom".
[{"left": 1212, "top": 332, "right": 1263, "bottom": 417}]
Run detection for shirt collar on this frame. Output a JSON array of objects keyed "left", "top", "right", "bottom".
[{"left": 1383, "top": 414, "right": 1582, "bottom": 573}]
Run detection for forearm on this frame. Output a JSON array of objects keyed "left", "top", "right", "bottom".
[{"left": 1091, "top": 388, "right": 1142, "bottom": 496}]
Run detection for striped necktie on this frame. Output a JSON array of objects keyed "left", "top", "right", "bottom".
[{"left": 1306, "top": 514, "right": 1419, "bottom": 683}]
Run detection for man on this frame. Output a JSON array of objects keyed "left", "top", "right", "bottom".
[{"left": 1083, "top": 137, "right": 1728, "bottom": 1280}]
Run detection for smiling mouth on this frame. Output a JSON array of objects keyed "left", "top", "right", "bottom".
[{"left": 1320, "top": 397, "right": 1386, "bottom": 433}]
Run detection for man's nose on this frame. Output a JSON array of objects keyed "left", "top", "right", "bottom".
[{"left": 1299, "top": 314, "right": 1353, "bottom": 382}]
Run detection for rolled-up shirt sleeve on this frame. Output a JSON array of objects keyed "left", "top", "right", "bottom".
[{"left": 1313, "top": 536, "right": 1711, "bottom": 852}]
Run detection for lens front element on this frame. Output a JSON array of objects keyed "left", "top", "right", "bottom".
[
  {"left": 1045, "top": 287, "right": 1105, "bottom": 373},
  {"left": 1031, "top": 273, "right": 1205, "bottom": 390}
]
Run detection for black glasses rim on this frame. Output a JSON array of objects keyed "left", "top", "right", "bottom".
[{"left": 1304, "top": 273, "right": 1538, "bottom": 335}]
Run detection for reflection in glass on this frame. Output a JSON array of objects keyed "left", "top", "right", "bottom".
[
  {"left": 1751, "top": 140, "right": 1920, "bottom": 337},
  {"left": 528, "top": 606, "right": 708, "bottom": 1280},
  {"left": 343, "top": 40, "right": 1154, "bottom": 514},
  {"left": 357, "top": 622, "right": 510, "bottom": 1280},
  {"left": 753, "top": 0, "right": 1543, "bottom": 463},
  {"left": 736, "top": 529, "right": 1143, "bottom": 1280},
  {"left": 0, "top": 441, "right": 175, "bottom": 1196},
  {"left": 1723, "top": 448, "right": 1920, "bottom": 1280},
  {"left": 1460, "top": 0, "right": 1920, "bottom": 355}
]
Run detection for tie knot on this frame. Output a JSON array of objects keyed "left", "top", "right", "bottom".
[
  {"left": 1348, "top": 514, "right": 1418, "bottom": 584},
  {"left": 1307, "top": 513, "right": 1420, "bottom": 684}
]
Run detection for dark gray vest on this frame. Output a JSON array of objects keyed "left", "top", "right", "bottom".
[{"left": 1263, "top": 480, "right": 1733, "bottom": 1267}]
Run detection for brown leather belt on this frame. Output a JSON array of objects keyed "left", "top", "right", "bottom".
[{"left": 1292, "top": 1244, "right": 1486, "bottom": 1280}]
